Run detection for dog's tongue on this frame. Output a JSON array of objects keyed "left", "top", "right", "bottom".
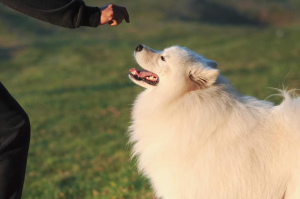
[{"left": 129, "top": 68, "right": 158, "bottom": 78}]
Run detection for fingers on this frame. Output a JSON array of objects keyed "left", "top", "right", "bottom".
[
  {"left": 117, "top": 5, "right": 130, "bottom": 23},
  {"left": 100, "top": 4, "right": 130, "bottom": 26},
  {"left": 109, "top": 20, "right": 123, "bottom": 26},
  {"left": 111, "top": 5, "right": 130, "bottom": 26},
  {"left": 108, "top": 19, "right": 119, "bottom": 26},
  {"left": 108, "top": 13, "right": 122, "bottom": 26}
]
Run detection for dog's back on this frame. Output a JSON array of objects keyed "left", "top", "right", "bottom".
[{"left": 129, "top": 45, "right": 300, "bottom": 199}]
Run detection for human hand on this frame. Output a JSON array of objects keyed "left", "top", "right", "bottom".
[{"left": 99, "top": 4, "right": 130, "bottom": 26}]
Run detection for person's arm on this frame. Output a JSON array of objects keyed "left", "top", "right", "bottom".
[{"left": 0, "top": 0, "right": 100, "bottom": 28}]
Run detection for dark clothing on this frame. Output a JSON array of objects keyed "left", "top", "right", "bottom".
[
  {"left": 0, "top": 83, "right": 30, "bottom": 199},
  {"left": 0, "top": 0, "right": 100, "bottom": 197},
  {"left": 0, "top": 0, "right": 101, "bottom": 28}
]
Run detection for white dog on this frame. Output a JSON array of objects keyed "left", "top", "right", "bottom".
[{"left": 128, "top": 44, "right": 300, "bottom": 199}]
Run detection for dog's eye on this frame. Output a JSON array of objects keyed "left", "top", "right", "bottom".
[{"left": 161, "top": 56, "right": 165, "bottom": 61}]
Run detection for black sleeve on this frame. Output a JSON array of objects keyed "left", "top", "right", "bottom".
[
  {"left": 0, "top": 0, "right": 101, "bottom": 28},
  {"left": 0, "top": 82, "right": 30, "bottom": 199}
]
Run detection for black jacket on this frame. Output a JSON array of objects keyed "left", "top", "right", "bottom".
[{"left": 0, "top": 0, "right": 101, "bottom": 28}]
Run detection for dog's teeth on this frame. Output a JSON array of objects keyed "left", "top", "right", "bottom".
[{"left": 145, "top": 76, "right": 157, "bottom": 82}]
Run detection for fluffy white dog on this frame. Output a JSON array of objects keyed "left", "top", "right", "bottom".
[{"left": 128, "top": 44, "right": 300, "bottom": 199}]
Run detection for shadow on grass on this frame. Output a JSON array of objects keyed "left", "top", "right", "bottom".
[
  {"left": 14, "top": 82, "right": 135, "bottom": 97},
  {"left": 0, "top": 46, "right": 25, "bottom": 61},
  {"left": 58, "top": 176, "right": 77, "bottom": 188},
  {"left": 169, "top": 0, "right": 267, "bottom": 26}
]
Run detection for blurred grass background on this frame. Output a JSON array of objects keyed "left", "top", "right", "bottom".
[{"left": 0, "top": 0, "right": 299, "bottom": 198}]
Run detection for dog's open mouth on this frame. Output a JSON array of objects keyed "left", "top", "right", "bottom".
[{"left": 129, "top": 68, "right": 159, "bottom": 86}]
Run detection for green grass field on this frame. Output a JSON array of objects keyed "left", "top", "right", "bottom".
[{"left": 0, "top": 0, "right": 300, "bottom": 198}]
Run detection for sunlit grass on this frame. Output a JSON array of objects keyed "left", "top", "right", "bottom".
[{"left": 0, "top": 1, "right": 299, "bottom": 198}]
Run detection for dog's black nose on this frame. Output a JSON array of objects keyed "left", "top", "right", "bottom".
[{"left": 136, "top": 44, "right": 143, "bottom": 52}]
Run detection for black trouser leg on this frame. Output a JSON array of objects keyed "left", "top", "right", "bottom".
[{"left": 0, "top": 83, "right": 31, "bottom": 199}]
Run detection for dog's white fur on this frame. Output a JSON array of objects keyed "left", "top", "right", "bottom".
[{"left": 128, "top": 45, "right": 300, "bottom": 199}]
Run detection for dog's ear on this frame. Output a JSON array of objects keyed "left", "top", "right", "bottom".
[
  {"left": 205, "top": 59, "right": 218, "bottom": 68},
  {"left": 189, "top": 66, "right": 219, "bottom": 89}
]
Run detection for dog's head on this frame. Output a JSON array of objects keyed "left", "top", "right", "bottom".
[{"left": 129, "top": 44, "right": 219, "bottom": 92}]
